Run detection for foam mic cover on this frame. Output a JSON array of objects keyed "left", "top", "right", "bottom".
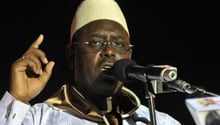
[{"left": 112, "top": 58, "right": 137, "bottom": 82}]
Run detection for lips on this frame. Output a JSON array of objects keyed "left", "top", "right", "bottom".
[
  {"left": 99, "top": 62, "right": 116, "bottom": 80},
  {"left": 100, "top": 62, "right": 113, "bottom": 71}
]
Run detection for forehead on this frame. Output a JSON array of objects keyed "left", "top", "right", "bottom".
[{"left": 78, "top": 19, "right": 129, "bottom": 38}]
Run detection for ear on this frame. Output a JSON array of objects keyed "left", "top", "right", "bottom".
[{"left": 65, "top": 44, "right": 74, "bottom": 70}]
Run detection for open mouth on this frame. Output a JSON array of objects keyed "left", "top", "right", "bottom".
[
  {"left": 100, "top": 62, "right": 115, "bottom": 78},
  {"left": 100, "top": 62, "right": 113, "bottom": 72},
  {"left": 101, "top": 65, "right": 112, "bottom": 71}
]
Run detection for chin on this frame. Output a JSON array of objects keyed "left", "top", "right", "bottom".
[{"left": 91, "top": 75, "right": 123, "bottom": 97}]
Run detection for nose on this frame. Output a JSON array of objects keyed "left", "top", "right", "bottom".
[{"left": 100, "top": 42, "right": 116, "bottom": 58}]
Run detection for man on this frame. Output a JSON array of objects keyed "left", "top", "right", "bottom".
[{"left": 0, "top": 0, "right": 181, "bottom": 124}]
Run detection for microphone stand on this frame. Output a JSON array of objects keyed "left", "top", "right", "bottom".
[
  {"left": 127, "top": 71, "right": 158, "bottom": 125},
  {"left": 146, "top": 91, "right": 157, "bottom": 125},
  {"left": 141, "top": 77, "right": 157, "bottom": 125}
]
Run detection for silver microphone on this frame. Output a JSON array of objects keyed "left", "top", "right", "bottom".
[
  {"left": 111, "top": 59, "right": 178, "bottom": 82},
  {"left": 146, "top": 65, "right": 177, "bottom": 82}
]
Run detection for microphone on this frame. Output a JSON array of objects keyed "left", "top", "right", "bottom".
[
  {"left": 166, "top": 79, "right": 220, "bottom": 96},
  {"left": 111, "top": 59, "right": 177, "bottom": 83},
  {"left": 165, "top": 79, "right": 195, "bottom": 94}
]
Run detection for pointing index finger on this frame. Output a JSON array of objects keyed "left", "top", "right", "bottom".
[{"left": 30, "top": 34, "right": 44, "bottom": 49}]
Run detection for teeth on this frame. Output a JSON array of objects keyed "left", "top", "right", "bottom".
[
  {"left": 104, "top": 65, "right": 112, "bottom": 69},
  {"left": 101, "top": 65, "right": 112, "bottom": 71}
]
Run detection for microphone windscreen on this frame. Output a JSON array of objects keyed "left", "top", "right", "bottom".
[{"left": 112, "top": 58, "right": 137, "bottom": 82}]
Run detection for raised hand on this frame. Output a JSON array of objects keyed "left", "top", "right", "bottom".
[{"left": 9, "top": 34, "right": 55, "bottom": 103}]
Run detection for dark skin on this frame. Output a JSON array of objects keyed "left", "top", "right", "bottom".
[
  {"left": 68, "top": 19, "right": 132, "bottom": 107},
  {"left": 9, "top": 20, "right": 132, "bottom": 109},
  {"left": 9, "top": 35, "right": 55, "bottom": 103}
]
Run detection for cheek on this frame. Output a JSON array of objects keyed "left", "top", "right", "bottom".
[
  {"left": 74, "top": 54, "right": 89, "bottom": 76},
  {"left": 75, "top": 53, "right": 100, "bottom": 79},
  {"left": 115, "top": 52, "right": 132, "bottom": 60}
]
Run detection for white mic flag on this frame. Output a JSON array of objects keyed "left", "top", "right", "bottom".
[{"left": 185, "top": 96, "right": 220, "bottom": 125}]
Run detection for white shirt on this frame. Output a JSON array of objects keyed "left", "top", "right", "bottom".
[{"left": 0, "top": 92, "right": 181, "bottom": 125}]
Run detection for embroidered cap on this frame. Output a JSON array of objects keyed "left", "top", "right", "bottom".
[{"left": 70, "top": 0, "right": 129, "bottom": 41}]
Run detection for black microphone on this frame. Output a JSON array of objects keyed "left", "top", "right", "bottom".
[
  {"left": 166, "top": 79, "right": 220, "bottom": 96},
  {"left": 165, "top": 79, "right": 195, "bottom": 94},
  {"left": 111, "top": 59, "right": 177, "bottom": 83}
]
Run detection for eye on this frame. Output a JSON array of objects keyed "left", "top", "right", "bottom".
[
  {"left": 88, "top": 39, "right": 104, "bottom": 48},
  {"left": 112, "top": 40, "right": 126, "bottom": 49}
]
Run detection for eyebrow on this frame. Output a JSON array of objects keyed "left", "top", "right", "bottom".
[{"left": 88, "top": 33, "right": 125, "bottom": 41}]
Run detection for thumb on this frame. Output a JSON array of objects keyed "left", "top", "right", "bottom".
[
  {"left": 39, "top": 61, "right": 55, "bottom": 84},
  {"left": 45, "top": 61, "right": 55, "bottom": 75}
]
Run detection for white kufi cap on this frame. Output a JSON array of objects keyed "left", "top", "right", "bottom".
[{"left": 70, "top": 0, "right": 129, "bottom": 40}]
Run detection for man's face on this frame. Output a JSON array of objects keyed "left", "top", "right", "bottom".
[{"left": 72, "top": 20, "right": 132, "bottom": 98}]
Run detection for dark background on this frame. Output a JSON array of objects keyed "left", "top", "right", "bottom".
[{"left": 0, "top": 0, "right": 219, "bottom": 125}]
